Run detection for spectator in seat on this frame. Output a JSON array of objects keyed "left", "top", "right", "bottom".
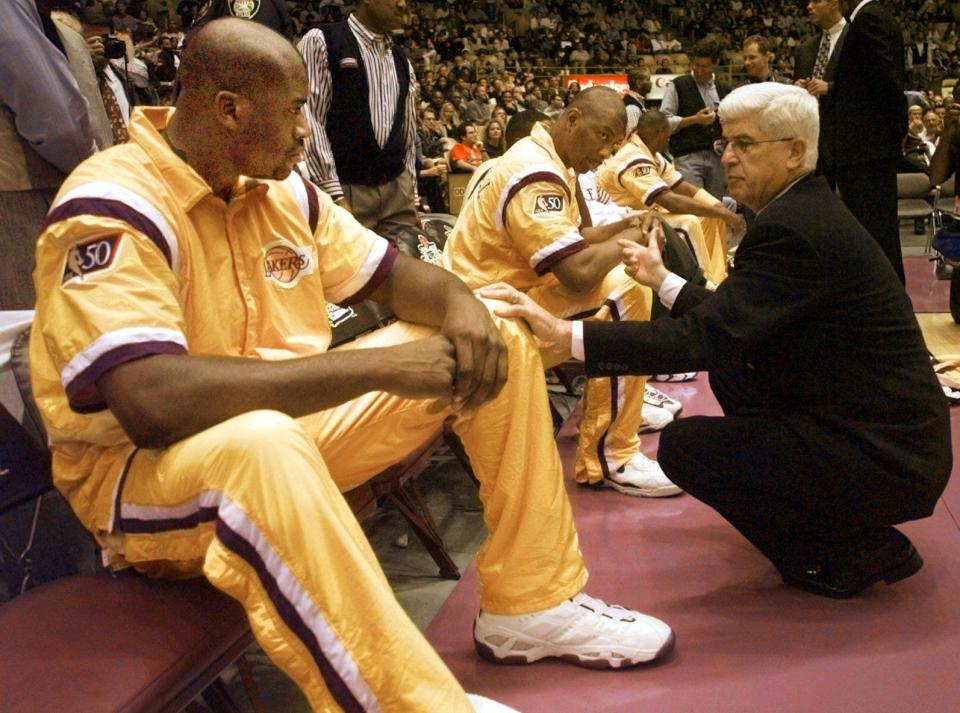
[
  {"left": 450, "top": 122, "right": 487, "bottom": 172},
  {"left": 439, "top": 100, "right": 461, "bottom": 136},
  {"left": 483, "top": 118, "right": 507, "bottom": 158},
  {"left": 464, "top": 84, "right": 494, "bottom": 123}
]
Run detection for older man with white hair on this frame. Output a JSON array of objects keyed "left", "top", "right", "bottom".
[{"left": 482, "top": 83, "right": 951, "bottom": 600}]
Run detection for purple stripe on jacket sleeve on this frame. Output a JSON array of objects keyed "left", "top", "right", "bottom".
[
  {"left": 338, "top": 244, "right": 399, "bottom": 306},
  {"left": 534, "top": 239, "right": 589, "bottom": 276},
  {"left": 645, "top": 185, "right": 669, "bottom": 206},
  {"left": 44, "top": 198, "right": 173, "bottom": 267},
  {"left": 65, "top": 341, "right": 187, "bottom": 412},
  {"left": 299, "top": 174, "right": 320, "bottom": 233}
]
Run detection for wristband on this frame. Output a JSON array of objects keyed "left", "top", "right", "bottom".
[{"left": 693, "top": 188, "right": 721, "bottom": 207}]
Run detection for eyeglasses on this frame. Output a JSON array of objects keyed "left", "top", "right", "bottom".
[{"left": 714, "top": 137, "right": 795, "bottom": 157}]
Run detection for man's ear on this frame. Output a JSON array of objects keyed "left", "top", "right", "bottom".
[
  {"left": 787, "top": 137, "right": 807, "bottom": 169},
  {"left": 214, "top": 90, "right": 248, "bottom": 130}
]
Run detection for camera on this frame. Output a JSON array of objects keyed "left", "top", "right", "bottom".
[{"left": 103, "top": 36, "right": 126, "bottom": 60}]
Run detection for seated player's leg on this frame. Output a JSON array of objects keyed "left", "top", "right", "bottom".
[
  {"left": 525, "top": 269, "right": 680, "bottom": 497},
  {"left": 113, "top": 410, "right": 475, "bottom": 713},
  {"left": 661, "top": 213, "right": 727, "bottom": 285},
  {"left": 310, "top": 318, "right": 587, "bottom": 615},
  {"left": 310, "top": 314, "right": 675, "bottom": 668}
]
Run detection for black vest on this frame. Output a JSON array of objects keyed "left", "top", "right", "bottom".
[
  {"left": 668, "top": 74, "right": 729, "bottom": 158},
  {"left": 623, "top": 93, "right": 644, "bottom": 111},
  {"left": 321, "top": 21, "right": 409, "bottom": 186}
]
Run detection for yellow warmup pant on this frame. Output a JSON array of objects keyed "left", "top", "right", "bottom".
[
  {"left": 525, "top": 266, "right": 653, "bottom": 484},
  {"left": 101, "top": 313, "right": 586, "bottom": 713},
  {"left": 661, "top": 213, "right": 729, "bottom": 284}
]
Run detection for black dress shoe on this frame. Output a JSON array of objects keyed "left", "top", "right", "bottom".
[{"left": 779, "top": 529, "right": 924, "bottom": 599}]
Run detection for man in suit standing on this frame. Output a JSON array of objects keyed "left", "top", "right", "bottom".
[
  {"left": 482, "top": 83, "right": 951, "bottom": 599},
  {"left": 794, "top": 0, "right": 847, "bottom": 177},
  {"left": 800, "top": 0, "right": 907, "bottom": 282}
]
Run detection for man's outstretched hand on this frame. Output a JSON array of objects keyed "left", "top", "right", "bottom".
[{"left": 477, "top": 284, "right": 573, "bottom": 362}]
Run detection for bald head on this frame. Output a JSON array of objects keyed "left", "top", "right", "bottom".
[
  {"left": 166, "top": 18, "right": 310, "bottom": 197},
  {"left": 566, "top": 86, "right": 627, "bottom": 132},
  {"left": 551, "top": 86, "right": 627, "bottom": 174},
  {"left": 178, "top": 18, "right": 304, "bottom": 98}
]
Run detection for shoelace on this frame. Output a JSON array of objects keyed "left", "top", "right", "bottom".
[
  {"left": 644, "top": 389, "right": 673, "bottom": 407},
  {"left": 571, "top": 593, "right": 637, "bottom": 623}
]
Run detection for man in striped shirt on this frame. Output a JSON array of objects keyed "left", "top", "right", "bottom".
[{"left": 298, "top": 0, "right": 420, "bottom": 241}]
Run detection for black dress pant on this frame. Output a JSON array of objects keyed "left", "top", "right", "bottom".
[
  {"left": 827, "top": 158, "right": 905, "bottom": 285},
  {"left": 657, "top": 414, "right": 903, "bottom": 570}
]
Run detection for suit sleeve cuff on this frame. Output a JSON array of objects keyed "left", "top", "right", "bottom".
[
  {"left": 658, "top": 272, "right": 687, "bottom": 309},
  {"left": 571, "top": 320, "right": 585, "bottom": 361}
]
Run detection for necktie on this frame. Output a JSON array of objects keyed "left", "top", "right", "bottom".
[
  {"left": 812, "top": 32, "right": 832, "bottom": 80},
  {"left": 99, "top": 77, "right": 129, "bottom": 144}
]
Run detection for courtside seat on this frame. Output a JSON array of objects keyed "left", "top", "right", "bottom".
[
  {"left": 0, "top": 574, "right": 252, "bottom": 713},
  {"left": 0, "top": 367, "right": 256, "bottom": 713},
  {"left": 897, "top": 172, "right": 934, "bottom": 234}
]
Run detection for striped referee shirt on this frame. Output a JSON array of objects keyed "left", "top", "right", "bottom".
[{"left": 298, "top": 15, "right": 418, "bottom": 199}]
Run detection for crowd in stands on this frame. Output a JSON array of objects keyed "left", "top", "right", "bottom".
[{"left": 54, "top": 1, "right": 960, "bottom": 129}]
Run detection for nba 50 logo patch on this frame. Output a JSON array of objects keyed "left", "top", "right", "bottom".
[
  {"left": 534, "top": 194, "right": 564, "bottom": 214},
  {"left": 62, "top": 234, "right": 123, "bottom": 284}
]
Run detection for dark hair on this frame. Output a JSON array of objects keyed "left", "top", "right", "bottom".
[
  {"left": 627, "top": 68, "right": 650, "bottom": 92},
  {"left": 743, "top": 35, "right": 773, "bottom": 54},
  {"left": 455, "top": 122, "right": 475, "bottom": 141},
  {"left": 505, "top": 109, "right": 549, "bottom": 148},
  {"left": 691, "top": 39, "right": 720, "bottom": 63}
]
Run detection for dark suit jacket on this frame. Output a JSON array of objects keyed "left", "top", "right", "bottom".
[
  {"left": 583, "top": 175, "right": 951, "bottom": 517},
  {"left": 829, "top": 0, "right": 907, "bottom": 166},
  {"left": 795, "top": 28, "right": 847, "bottom": 168}
]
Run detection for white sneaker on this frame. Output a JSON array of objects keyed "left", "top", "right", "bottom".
[
  {"left": 605, "top": 453, "right": 683, "bottom": 497},
  {"left": 650, "top": 372, "right": 697, "bottom": 382},
  {"left": 644, "top": 385, "right": 683, "bottom": 417},
  {"left": 467, "top": 694, "right": 521, "bottom": 712},
  {"left": 474, "top": 592, "right": 675, "bottom": 669},
  {"left": 639, "top": 403, "right": 674, "bottom": 433}
]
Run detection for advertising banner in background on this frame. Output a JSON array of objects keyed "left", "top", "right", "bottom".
[{"left": 564, "top": 73, "right": 679, "bottom": 101}]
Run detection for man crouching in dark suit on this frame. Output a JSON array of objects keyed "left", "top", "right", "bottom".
[{"left": 479, "top": 83, "right": 952, "bottom": 600}]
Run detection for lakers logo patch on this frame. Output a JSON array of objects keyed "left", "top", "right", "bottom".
[
  {"left": 62, "top": 234, "right": 123, "bottom": 284},
  {"left": 534, "top": 194, "right": 564, "bottom": 214},
  {"left": 263, "top": 240, "right": 316, "bottom": 288},
  {"left": 228, "top": 0, "right": 260, "bottom": 18},
  {"left": 635, "top": 165, "right": 653, "bottom": 177}
]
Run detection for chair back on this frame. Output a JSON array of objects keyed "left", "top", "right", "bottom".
[{"left": 897, "top": 172, "right": 933, "bottom": 199}]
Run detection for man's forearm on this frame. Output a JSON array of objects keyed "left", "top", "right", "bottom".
[
  {"left": 656, "top": 191, "right": 727, "bottom": 219},
  {"left": 99, "top": 348, "right": 405, "bottom": 449},
  {"left": 370, "top": 253, "right": 475, "bottom": 327}
]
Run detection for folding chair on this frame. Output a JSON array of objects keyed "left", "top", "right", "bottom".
[{"left": 897, "top": 172, "right": 934, "bottom": 237}]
